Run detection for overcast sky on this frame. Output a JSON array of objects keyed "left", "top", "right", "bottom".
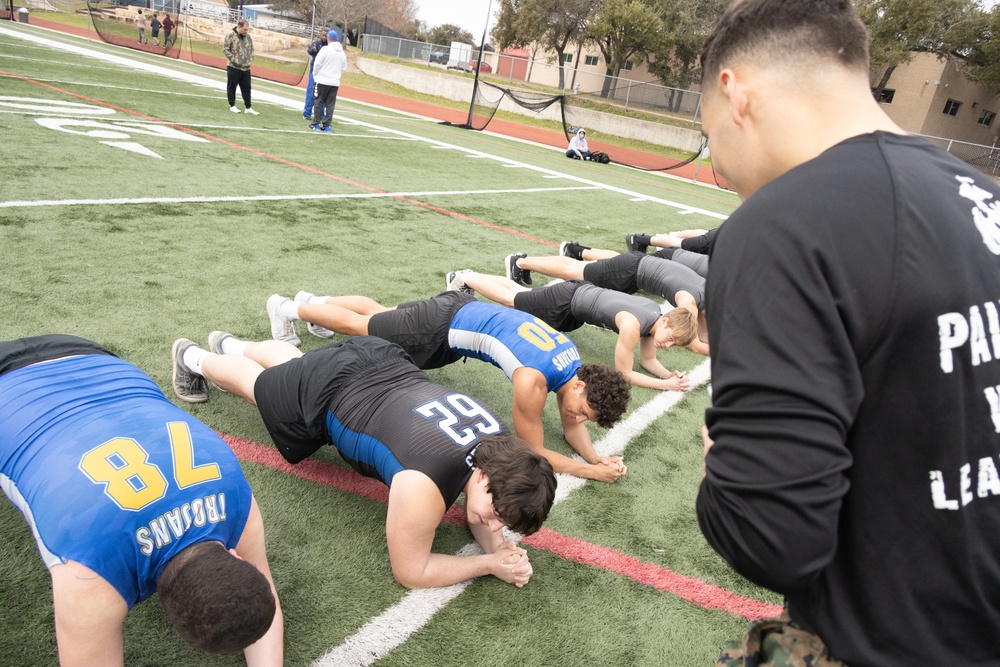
[{"left": 413, "top": 0, "right": 497, "bottom": 41}]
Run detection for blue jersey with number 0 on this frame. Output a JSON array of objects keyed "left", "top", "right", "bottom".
[
  {"left": 0, "top": 354, "right": 252, "bottom": 607},
  {"left": 448, "top": 301, "right": 581, "bottom": 392}
]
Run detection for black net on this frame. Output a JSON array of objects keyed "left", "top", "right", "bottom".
[
  {"left": 443, "top": 81, "right": 565, "bottom": 132},
  {"left": 446, "top": 80, "right": 707, "bottom": 174},
  {"left": 86, "top": 2, "right": 310, "bottom": 86}
]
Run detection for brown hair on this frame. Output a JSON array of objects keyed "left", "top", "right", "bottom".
[
  {"left": 471, "top": 435, "right": 555, "bottom": 536},
  {"left": 700, "top": 0, "right": 870, "bottom": 83},
  {"left": 158, "top": 541, "right": 275, "bottom": 653},
  {"left": 663, "top": 308, "right": 696, "bottom": 347},
  {"left": 577, "top": 363, "right": 630, "bottom": 428}
]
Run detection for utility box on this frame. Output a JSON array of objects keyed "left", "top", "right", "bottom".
[{"left": 18, "top": 7, "right": 29, "bottom": 22}]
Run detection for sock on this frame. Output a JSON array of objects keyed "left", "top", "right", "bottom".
[
  {"left": 307, "top": 295, "right": 329, "bottom": 305},
  {"left": 279, "top": 300, "right": 301, "bottom": 321},
  {"left": 220, "top": 336, "right": 250, "bottom": 356},
  {"left": 636, "top": 234, "right": 652, "bottom": 245},
  {"left": 182, "top": 345, "right": 209, "bottom": 375}
]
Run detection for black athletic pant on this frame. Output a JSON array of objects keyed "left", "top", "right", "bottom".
[
  {"left": 226, "top": 66, "right": 252, "bottom": 108},
  {"left": 313, "top": 84, "right": 339, "bottom": 128}
]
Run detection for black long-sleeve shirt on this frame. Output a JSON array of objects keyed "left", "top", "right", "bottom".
[{"left": 699, "top": 132, "right": 1000, "bottom": 666}]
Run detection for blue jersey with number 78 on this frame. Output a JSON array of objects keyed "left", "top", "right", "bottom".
[{"left": 0, "top": 354, "right": 251, "bottom": 607}]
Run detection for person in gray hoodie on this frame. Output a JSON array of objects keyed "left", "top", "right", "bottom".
[{"left": 309, "top": 32, "right": 347, "bottom": 132}]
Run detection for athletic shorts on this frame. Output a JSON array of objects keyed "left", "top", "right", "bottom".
[
  {"left": 582, "top": 251, "right": 644, "bottom": 294},
  {"left": 253, "top": 336, "right": 414, "bottom": 464},
  {"left": 511, "top": 280, "right": 587, "bottom": 332},
  {"left": 367, "top": 291, "right": 475, "bottom": 369},
  {"left": 0, "top": 334, "right": 114, "bottom": 377}
]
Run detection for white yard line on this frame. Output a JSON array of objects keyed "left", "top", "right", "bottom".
[{"left": 0, "top": 186, "right": 600, "bottom": 209}]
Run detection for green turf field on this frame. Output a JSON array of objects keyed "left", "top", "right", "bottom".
[{"left": 0, "top": 22, "right": 773, "bottom": 667}]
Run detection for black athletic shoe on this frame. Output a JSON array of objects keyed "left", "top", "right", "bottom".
[
  {"left": 559, "top": 241, "right": 589, "bottom": 261},
  {"left": 626, "top": 233, "right": 649, "bottom": 253},
  {"left": 505, "top": 253, "right": 532, "bottom": 286},
  {"left": 172, "top": 338, "right": 208, "bottom": 403}
]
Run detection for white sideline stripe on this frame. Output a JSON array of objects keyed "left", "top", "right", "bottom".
[
  {"left": 310, "top": 543, "right": 483, "bottom": 667},
  {"left": 0, "top": 186, "right": 600, "bottom": 209},
  {"left": 1, "top": 26, "right": 719, "bottom": 663},
  {"left": 0, "top": 24, "right": 729, "bottom": 222},
  {"left": 317, "top": 361, "right": 711, "bottom": 665}
]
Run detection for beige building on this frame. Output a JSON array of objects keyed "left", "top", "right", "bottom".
[{"left": 877, "top": 52, "right": 999, "bottom": 146}]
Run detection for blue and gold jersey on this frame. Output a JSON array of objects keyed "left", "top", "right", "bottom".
[
  {"left": 448, "top": 301, "right": 581, "bottom": 393},
  {"left": 0, "top": 352, "right": 251, "bottom": 608}
]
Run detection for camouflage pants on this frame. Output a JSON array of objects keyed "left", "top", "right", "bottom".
[{"left": 717, "top": 612, "right": 847, "bottom": 667}]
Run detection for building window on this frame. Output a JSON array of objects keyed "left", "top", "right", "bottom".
[
  {"left": 562, "top": 53, "right": 572, "bottom": 64},
  {"left": 978, "top": 109, "right": 996, "bottom": 127},
  {"left": 875, "top": 88, "right": 895, "bottom": 104},
  {"left": 622, "top": 60, "right": 633, "bottom": 71},
  {"left": 943, "top": 99, "right": 962, "bottom": 116},
  {"left": 585, "top": 55, "right": 599, "bottom": 66}
]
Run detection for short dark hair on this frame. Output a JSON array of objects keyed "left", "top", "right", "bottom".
[
  {"left": 471, "top": 435, "right": 555, "bottom": 536},
  {"left": 158, "top": 541, "right": 275, "bottom": 653},
  {"left": 700, "top": 0, "right": 870, "bottom": 83},
  {"left": 577, "top": 363, "right": 630, "bottom": 428}
]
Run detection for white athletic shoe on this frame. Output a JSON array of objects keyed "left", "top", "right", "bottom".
[
  {"left": 293, "top": 291, "right": 334, "bottom": 338},
  {"left": 207, "top": 330, "right": 234, "bottom": 355},
  {"left": 266, "top": 294, "right": 301, "bottom": 346},
  {"left": 445, "top": 269, "right": 475, "bottom": 294},
  {"left": 230, "top": 106, "right": 240, "bottom": 113},
  {"left": 244, "top": 107, "right": 260, "bottom": 115}
]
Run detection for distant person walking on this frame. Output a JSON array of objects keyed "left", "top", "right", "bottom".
[
  {"left": 149, "top": 12, "right": 161, "bottom": 46},
  {"left": 309, "top": 32, "right": 346, "bottom": 132},
  {"left": 134, "top": 10, "right": 147, "bottom": 45},
  {"left": 162, "top": 14, "right": 175, "bottom": 47},
  {"left": 223, "top": 19, "right": 258, "bottom": 115}
]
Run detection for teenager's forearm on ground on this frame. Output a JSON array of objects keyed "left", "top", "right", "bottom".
[
  {"left": 468, "top": 521, "right": 505, "bottom": 555},
  {"left": 397, "top": 552, "right": 497, "bottom": 588}
]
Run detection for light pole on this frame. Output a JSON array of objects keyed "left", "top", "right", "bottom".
[{"left": 464, "top": 0, "right": 493, "bottom": 128}]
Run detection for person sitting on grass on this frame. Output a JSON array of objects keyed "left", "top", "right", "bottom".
[
  {"left": 265, "top": 289, "right": 631, "bottom": 483},
  {"left": 566, "top": 128, "right": 592, "bottom": 160},
  {"left": 445, "top": 269, "right": 693, "bottom": 392},
  {"left": 505, "top": 243, "right": 710, "bottom": 355},
  {"left": 172, "top": 334, "right": 556, "bottom": 589},
  {"left": 1, "top": 334, "right": 282, "bottom": 666}
]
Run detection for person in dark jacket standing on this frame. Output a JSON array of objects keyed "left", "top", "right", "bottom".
[
  {"left": 302, "top": 31, "right": 328, "bottom": 120},
  {"left": 162, "top": 14, "right": 175, "bottom": 47},
  {"left": 223, "top": 19, "right": 258, "bottom": 115}
]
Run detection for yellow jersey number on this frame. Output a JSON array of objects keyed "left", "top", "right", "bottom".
[
  {"left": 78, "top": 421, "right": 222, "bottom": 511},
  {"left": 517, "top": 318, "right": 569, "bottom": 351}
]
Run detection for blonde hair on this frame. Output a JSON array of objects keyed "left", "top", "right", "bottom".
[{"left": 663, "top": 308, "right": 696, "bottom": 347}]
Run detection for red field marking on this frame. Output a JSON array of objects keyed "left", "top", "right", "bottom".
[
  {"left": 223, "top": 433, "right": 781, "bottom": 620},
  {"left": 3, "top": 69, "right": 557, "bottom": 247}
]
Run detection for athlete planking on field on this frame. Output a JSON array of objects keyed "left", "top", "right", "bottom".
[
  {"left": 696, "top": 0, "right": 1000, "bottom": 664},
  {"left": 506, "top": 243, "right": 710, "bottom": 355},
  {"left": 625, "top": 228, "right": 719, "bottom": 266},
  {"left": 0, "top": 335, "right": 282, "bottom": 667},
  {"left": 264, "top": 290, "right": 631, "bottom": 483},
  {"left": 171, "top": 334, "right": 556, "bottom": 589},
  {"left": 444, "top": 270, "right": 693, "bottom": 392}
]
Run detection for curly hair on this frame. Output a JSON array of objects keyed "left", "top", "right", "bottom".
[
  {"left": 577, "top": 363, "right": 630, "bottom": 428},
  {"left": 663, "top": 308, "right": 697, "bottom": 347},
  {"left": 158, "top": 541, "right": 275, "bottom": 654},
  {"left": 471, "top": 435, "right": 556, "bottom": 536}
]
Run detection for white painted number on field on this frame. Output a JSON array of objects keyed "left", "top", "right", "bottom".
[{"left": 3, "top": 96, "right": 207, "bottom": 159}]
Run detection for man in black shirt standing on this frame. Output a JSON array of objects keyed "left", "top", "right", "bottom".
[{"left": 697, "top": 0, "right": 1000, "bottom": 665}]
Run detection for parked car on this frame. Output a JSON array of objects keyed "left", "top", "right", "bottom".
[
  {"left": 429, "top": 52, "right": 448, "bottom": 65},
  {"left": 471, "top": 60, "right": 492, "bottom": 73}
]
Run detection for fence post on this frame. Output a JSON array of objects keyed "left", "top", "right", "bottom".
[{"left": 624, "top": 82, "right": 631, "bottom": 111}]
